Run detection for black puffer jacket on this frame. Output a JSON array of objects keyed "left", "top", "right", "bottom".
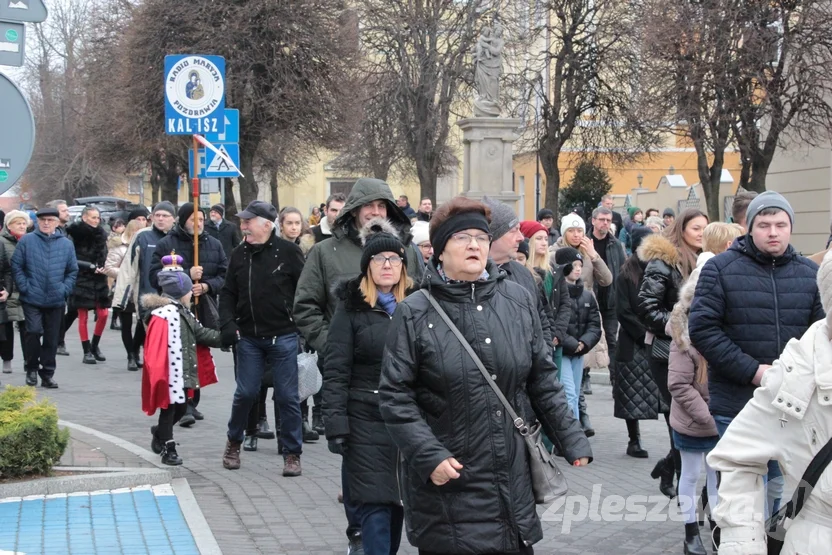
[
  {"left": 636, "top": 234, "right": 683, "bottom": 340},
  {"left": 65, "top": 221, "right": 111, "bottom": 309},
  {"left": 561, "top": 279, "right": 602, "bottom": 356},
  {"left": 534, "top": 267, "right": 571, "bottom": 343},
  {"left": 205, "top": 218, "right": 240, "bottom": 259},
  {"left": 149, "top": 225, "right": 228, "bottom": 296},
  {"left": 614, "top": 269, "right": 666, "bottom": 420},
  {"left": 323, "top": 278, "right": 399, "bottom": 505},
  {"left": 379, "top": 261, "right": 592, "bottom": 554},
  {"left": 499, "top": 260, "right": 553, "bottom": 345},
  {"left": 689, "top": 235, "right": 824, "bottom": 417}
]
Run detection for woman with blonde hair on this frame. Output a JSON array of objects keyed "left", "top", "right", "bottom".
[
  {"left": 667, "top": 221, "right": 743, "bottom": 554},
  {"left": 323, "top": 217, "right": 414, "bottom": 554}
]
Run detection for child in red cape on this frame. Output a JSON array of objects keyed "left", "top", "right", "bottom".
[{"left": 141, "top": 253, "right": 222, "bottom": 465}]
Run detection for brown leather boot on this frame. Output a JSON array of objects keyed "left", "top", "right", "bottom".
[
  {"left": 223, "top": 439, "right": 242, "bottom": 470},
  {"left": 282, "top": 454, "right": 301, "bottom": 477}
]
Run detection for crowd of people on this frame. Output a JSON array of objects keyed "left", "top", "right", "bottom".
[{"left": 5, "top": 183, "right": 832, "bottom": 555}]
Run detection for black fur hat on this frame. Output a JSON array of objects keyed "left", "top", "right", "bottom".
[{"left": 359, "top": 217, "right": 407, "bottom": 275}]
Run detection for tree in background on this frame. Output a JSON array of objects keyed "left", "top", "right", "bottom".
[{"left": 559, "top": 160, "right": 612, "bottom": 220}]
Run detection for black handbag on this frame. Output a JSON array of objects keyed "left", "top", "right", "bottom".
[
  {"left": 651, "top": 337, "right": 671, "bottom": 360},
  {"left": 420, "top": 290, "right": 568, "bottom": 504},
  {"left": 765, "top": 436, "right": 832, "bottom": 554}
]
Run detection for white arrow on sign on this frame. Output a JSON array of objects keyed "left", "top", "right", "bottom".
[
  {"left": 193, "top": 134, "right": 244, "bottom": 177},
  {"left": 218, "top": 115, "right": 231, "bottom": 142}
]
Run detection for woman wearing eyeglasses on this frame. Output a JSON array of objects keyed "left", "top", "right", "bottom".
[
  {"left": 379, "top": 197, "right": 592, "bottom": 555},
  {"left": 323, "top": 217, "right": 414, "bottom": 555}
]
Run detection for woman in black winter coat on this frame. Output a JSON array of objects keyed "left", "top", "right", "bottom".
[
  {"left": 65, "top": 207, "right": 112, "bottom": 364},
  {"left": 636, "top": 208, "right": 708, "bottom": 499},
  {"left": 323, "top": 218, "right": 414, "bottom": 555},
  {"left": 614, "top": 227, "right": 666, "bottom": 461},
  {"left": 379, "top": 198, "right": 592, "bottom": 555}
]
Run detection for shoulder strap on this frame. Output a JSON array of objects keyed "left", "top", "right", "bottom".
[
  {"left": 791, "top": 436, "right": 832, "bottom": 518},
  {"left": 419, "top": 289, "right": 530, "bottom": 435}
]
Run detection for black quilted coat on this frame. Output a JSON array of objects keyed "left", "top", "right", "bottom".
[
  {"left": 561, "top": 280, "right": 602, "bottom": 356},
  {"left": 614, "top": 270, "right": 666, "bottom": 420},
  {"left": 65, "top": 221, "right": 111, "bottom": 309},
  {"left": 379, "top": 261, "right": 592, "bottom": 554},
  {"left": 323, "top": 278, "right": 399, "bottom": 505},
  {"left": 636, "top": 234, "right": 684, "bottom": 340}
]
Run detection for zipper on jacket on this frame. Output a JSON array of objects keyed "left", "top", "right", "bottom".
[
  {"left": 770, "top": 261, "right": 781, "bottom": 349},
  {"left": 471, "top": 282, "right": 475, "bottom": 301},
  {"left": 248, "top": 250, "right": 259, "bottom": 336}
]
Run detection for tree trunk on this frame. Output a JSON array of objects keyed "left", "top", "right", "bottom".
[
  {"left": 540, "top": 143, "right": 562, "bottom": 218},
  {"left": 747, "top": 160, "right": 769, "bottom": 194},
  {"left": 223, "top": 178, "right": 238, "bottom": 221},
  {"left": 161, "top": 172, "right": 178, "bottom": 203},
  {"left": 238, "top": 147, "right": 258, "bottom": 208},
  {"left": 416, "top": 160, "right": 437, "bottom": 204},
  {"left": 269, "top": 167, "right": 279, "bottom": 211},
  {"left": 151, "top": 181, "right": 160, "bottom": 205},
  {"left": 695, "top": 148, "right": 723, "bottom": 222}
]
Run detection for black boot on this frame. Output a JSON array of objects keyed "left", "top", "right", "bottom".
[
  {"left": 161, "top": 440, "right": 183, "bottom": 466},
  {"left": 578, "top": 394, "right": 594, "bottom": 437},
  {"left": 581, "top": 368, "right": 592, "bottom": 395},
  {"left": 135, "top": 348, "right": 143, "bottom": 367},
  {"left": 150, "top": 425, "right": 162, "bottom": 454},
  {"left": 56, "top": 342, "right": 69, "bottom": 356},
  {"left": 82, "top": 340, "right": 96, "bottom": 364},
  {"left": 626, "top": 439, "right": 649, "bottom": 458},
  {"left": 91, "top": 335, "right": 106, "bottom": 361},
  {"left": 127, "top": 353, "right": 138, "bottom": 372},
  {"left": 191, "top": 402, "right": 204, "bottom": 421},
  {"left": 683, "top": 522, "right": 706, "bottom": 555},
  {"left": 25, "top": 370, "right": 37, "bottom": 386},
  {"left": 178, "top": 403, "right": 196, "bottom": 427},
  {"left": 312, "top": 404, "right": 325, "bottom": 435},
  {"left": 110, "top": 318, "right": 121, "bottom": 331},
  {"left": 256, "top": 417, "right": 276, "bottom": 439},
  {"left": 303, "top": 420, "right": 319, "bottom": 442},
  {"left": 651, "top": 456, "right": 677, "bottom": 499},
  {"left": 243, "top": 435, "right": 258, "bottom": 452}
]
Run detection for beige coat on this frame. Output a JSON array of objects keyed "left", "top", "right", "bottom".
[{"left": 708, "top": 318, "right": 832, "bottom": 555}]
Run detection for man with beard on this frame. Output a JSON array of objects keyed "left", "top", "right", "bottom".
[{"left": 150, "top": 203, "right": 227, "bottom": 427}]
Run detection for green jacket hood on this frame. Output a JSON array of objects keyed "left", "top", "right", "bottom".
[{"left": 334, "top": 178, "right": 411, "bottom": 231}]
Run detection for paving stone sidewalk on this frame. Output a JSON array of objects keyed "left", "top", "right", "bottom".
[{"left": 3, "top": 326, "right": 710, "bottom": 554}]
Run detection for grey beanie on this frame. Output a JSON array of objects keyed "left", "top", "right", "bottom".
[
  {"left": 482, "top": 196, "right": 519, "bottom": 241},
  {"left": 746, "top": 191, "right": 794, "bottom": 229},
  {"left": 153, "top": 201, "right": 176, "bottom": 217},
  {"left": 158, "top": 270, "right": 193, "bottom": 299}
]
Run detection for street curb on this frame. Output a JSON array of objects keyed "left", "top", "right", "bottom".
[
  {"left": 589, "top": 369, "right": 612, "bottom": 386},
  {"left": 172, "top": 477, "right": 223, "bottom": 555},
  {"left": 0, "top": 466, "right": 171, "bottom": 498},
  {"left": 58, "top": 419, "right": 186, "bottom": 477}
]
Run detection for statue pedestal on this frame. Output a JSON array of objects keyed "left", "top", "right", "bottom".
[{"left": 457, "top": 117, "right": 522, "bottom": 210}]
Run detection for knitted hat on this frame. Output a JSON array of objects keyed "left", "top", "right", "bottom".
[
  {"left": 627, "top": 206, "right": 643, "bottom": 219},
  {"left": 517, "top": 239, "right": 530, "bottom": 259},
  {"left": 178, "top": 202, "right": 197, "bottom": 225},
  {"left": 4, "top": 209, "right": 30, "bottom": 228},
  {"left": 819, "top": 250, "right": 832, "bottom": 314},
  {"left": 746, "top": 191, "right": 794, "bottom": 229},
  {"left": 520, "top": 220, "right": 548, "bottom": 240},
  {"left": 411, "top": 221, "right": 430, "bottom": 246},
  {"left": 560, "top": 213, "right": 586, "bottom": 237},
  {"left": 210, "top": 204, "right": 225, "bottom": 218},
  {"left": 630, "top": 227, "right": 654, "bottom": 257},
  {"left": 662, "top": 208, "right": 675, "bottom": 218},
  {"left": 537, "top": 208, "right": 554, "bottom": 221},
  {"left": 359, "top": 218, "right": 407, "bottom": 275},
  {"left": 157, "top": 253, "right": 193, "bottom": 299},
  {"left": 482, "top": 196, "right": 519, "bottom": 241},
  {"left": 127, "top": 206, "right": 149, "bottom": 223},
  {"left": 554, "top": 246, "right": 583, "bottom": 276},
  {"left": 153, "top": 201, "right": 176, "bottom": 217}
]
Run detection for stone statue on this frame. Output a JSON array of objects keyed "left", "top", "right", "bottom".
[{"left": 473, "top": 22, "right": 504, "bottom": 117}]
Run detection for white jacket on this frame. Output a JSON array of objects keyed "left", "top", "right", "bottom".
[{"left": 708, "top": 318, "right": 832, "bottom": 555}]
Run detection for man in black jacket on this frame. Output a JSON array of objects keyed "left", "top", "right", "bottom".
[
  {"left": 311, "top": 193, "right": 346, "bottom": 244},
  {"left": 220, "top": 201, "right": 306, "bottom": 477},
  {"left": 588, "top": 206, "right": 626, "bottom": 393},
  {"left": 206, "top": 204, "right": 241, "bottom": 259},
  {"left": 689, "top": 191, "right": 824, "bottom": 517},
  {"left": 150, "top": 203, "right": 228, "bottom": 427}
]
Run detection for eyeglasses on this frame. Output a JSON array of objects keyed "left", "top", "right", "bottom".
[
  {"left": 370, "top": 254, "right": 403, "bottom": 267},
  {"left": 418, "top": 243, "right": 432, "bottom": 250},
  {"left": 450, "top": 232, "right": 492, "bottom": 246}
]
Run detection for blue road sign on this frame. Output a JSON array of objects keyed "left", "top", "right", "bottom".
[
  {"left": 189, "top": 143, "right": 240, "bottom": 178},
  {"left": 164, "top": 54, "right": 226, "bottom": 135},
  {"left": 205, "top": 109, "right": 239, "bottom": 144}
]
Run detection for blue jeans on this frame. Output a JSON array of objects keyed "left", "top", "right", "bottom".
[
  {"left": 342, "top": 462, "right": 362, "bottom": 540},
  {"left": 560, "top": 355, "right": 584, "bottom": 420},
  {"left": 714, "top": 414, "right": 783, "bottom": 517},
  {"left": 227, "top": 334, "right": 303, "bottom": 455},
  {"left": 356, "top": 501, "right": 403, "bottom": 555}
]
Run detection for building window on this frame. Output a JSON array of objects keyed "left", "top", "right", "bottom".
[
  {"left": 329, "top": 179, "right": 357, "bottom": 197},
  {"left": 128, "top": 176, "right": 143, "bottom": 195}
]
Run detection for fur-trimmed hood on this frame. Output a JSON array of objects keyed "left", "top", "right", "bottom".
[
  {"left": 668, "top": 251, "right": 715, "bottom": 350},
  {"left": 140, "top": 293, "right": 177, "bottom": 311},
  {"left": 333, "top": 276, "right": 373, "bottom": 311},
  {"left": 359, "top": 217, "right": 399, "bottom": 246},
  {"left": 299, "top": 232, "right": 316, "bottom": 256},
  {"left": 637, "top": 233, "right": 679, "bottom": 268},
  {"left": 107, "top": 233, "right": 123, "bottom": 250}
]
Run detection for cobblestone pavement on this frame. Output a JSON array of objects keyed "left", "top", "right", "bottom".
[{"left": 4, "top": 325, "right": 712, "bottom": 554}]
